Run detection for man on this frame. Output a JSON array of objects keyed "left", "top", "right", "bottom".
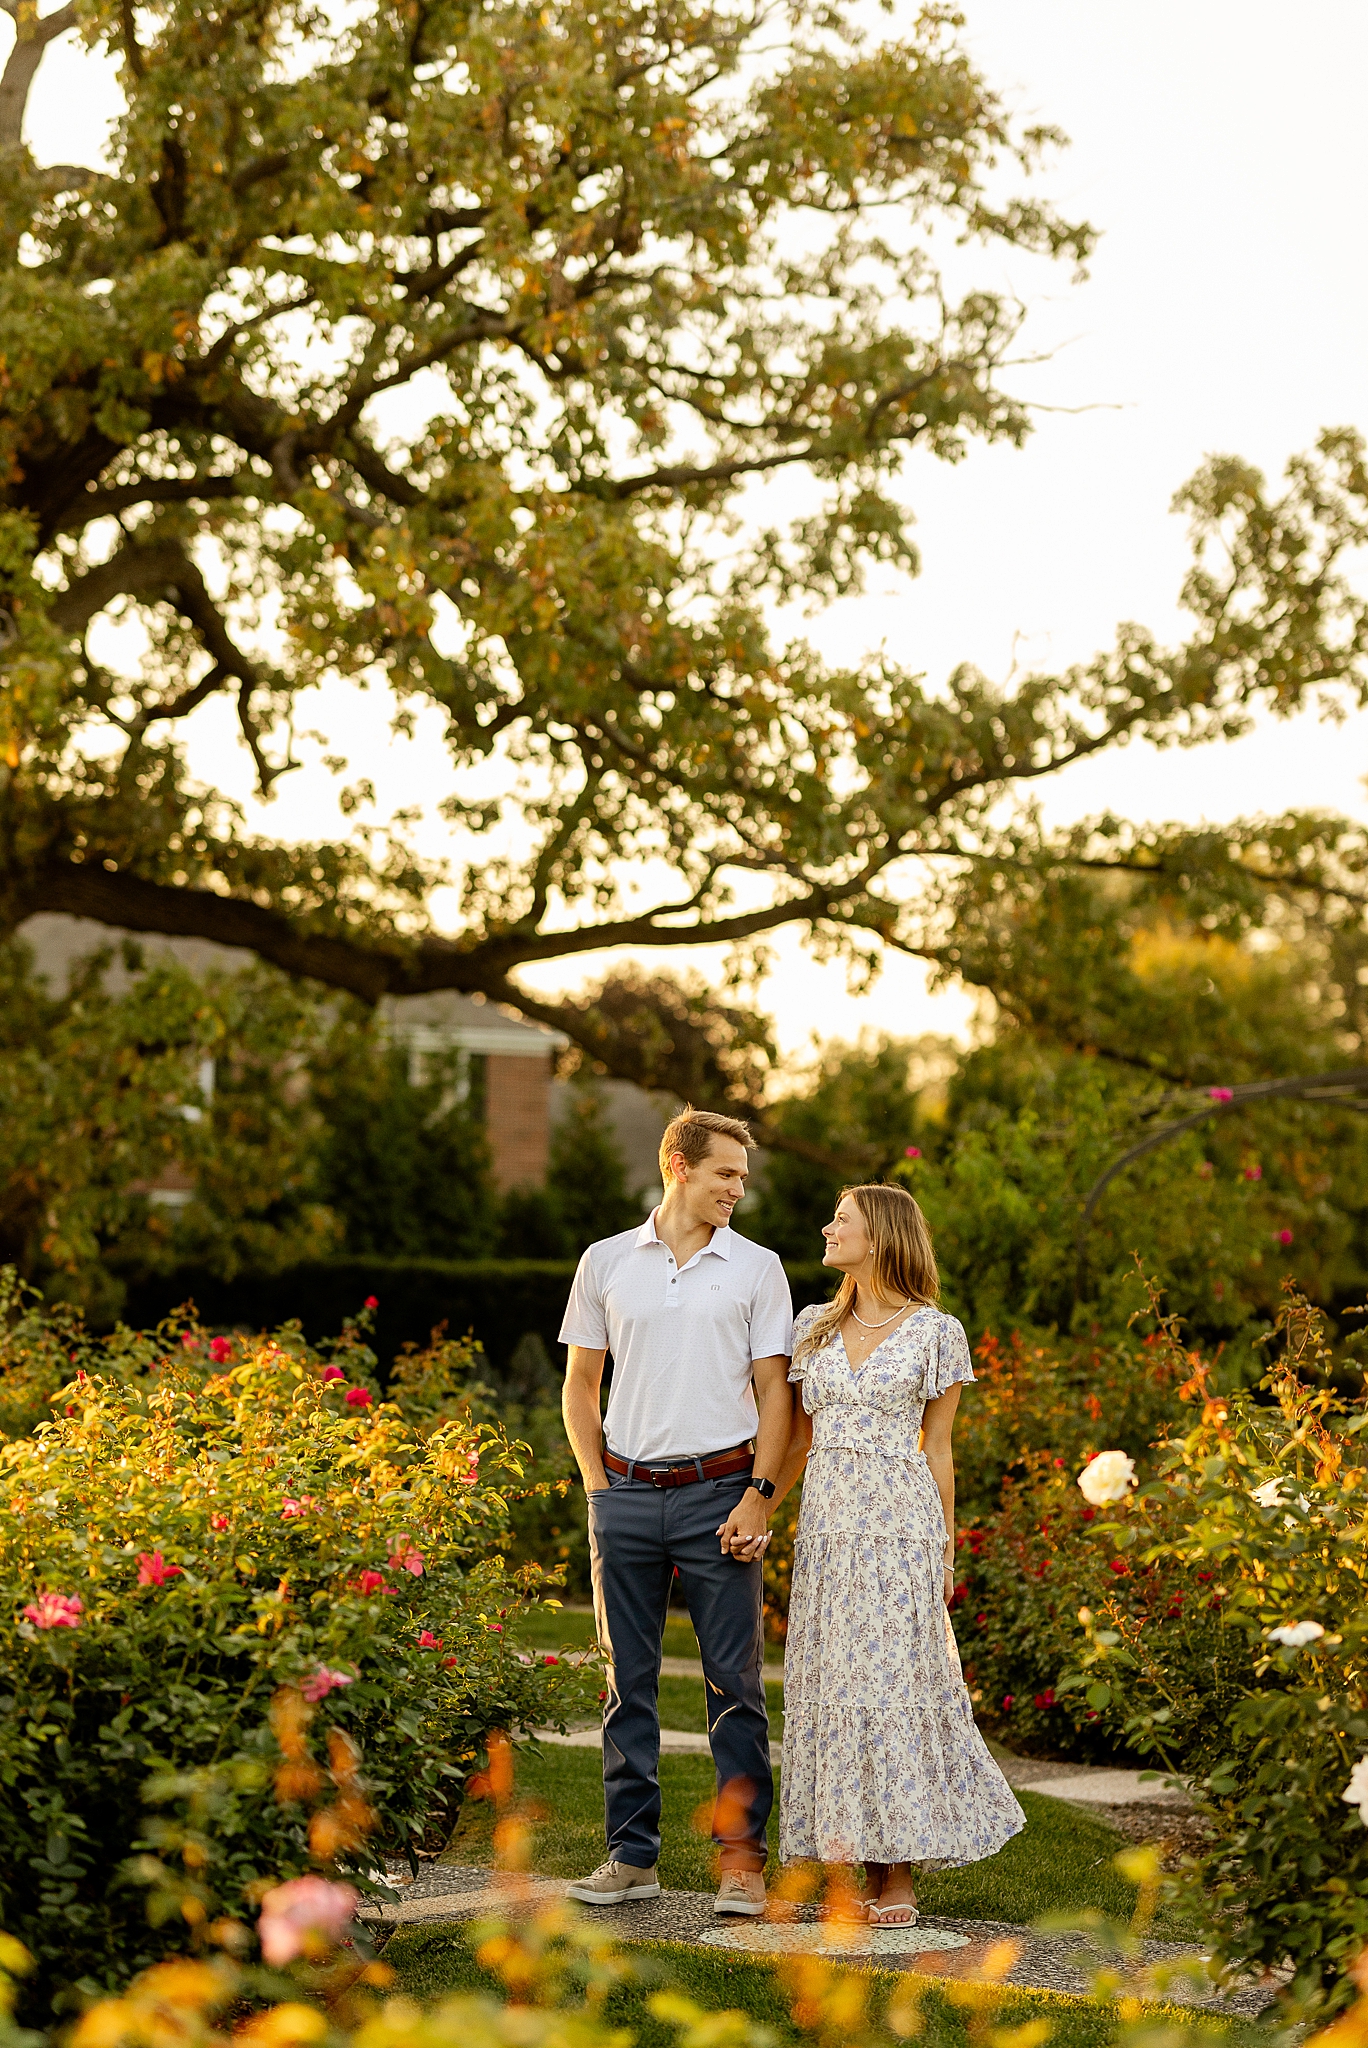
[{"left": 559, "top": 1107, "right": 793, "bottom": 1917}]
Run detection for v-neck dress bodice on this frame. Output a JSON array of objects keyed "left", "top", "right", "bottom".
[{"left": 779, "top": 1303, "right": 1025, "bottom": 1868}]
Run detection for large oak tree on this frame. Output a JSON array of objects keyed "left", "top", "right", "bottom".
[{"left": 2, "top": 0, "right": 1367, "bottom": 1106}]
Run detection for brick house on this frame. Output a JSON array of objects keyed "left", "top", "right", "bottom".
[{"left": 377, "top": 990, "right": 569, "bottom": 1192}]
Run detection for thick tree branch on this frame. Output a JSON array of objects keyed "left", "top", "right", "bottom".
[{"left": 0, "top": 0, "right": 76, "bottom": 150}]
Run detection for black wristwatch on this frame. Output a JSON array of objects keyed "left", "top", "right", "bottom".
[{"left": 750, "top": 1475, "right": 776, "bottom": 1501}]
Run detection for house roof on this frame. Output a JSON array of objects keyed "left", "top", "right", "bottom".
[
  {"left": 20, "top": 914, "right": 569, "bottom": 1052},
  {"left": 381, "top": 990, "right": 568, "bottom": 1054}
]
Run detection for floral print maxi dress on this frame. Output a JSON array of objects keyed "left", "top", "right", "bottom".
[{"left": 779, "top": 1303, "right": 1026, "bottom": 1867}]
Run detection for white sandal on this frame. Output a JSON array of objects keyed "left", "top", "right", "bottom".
[{"left": 868, "top": 1898, "right": 919, "bottom": 1926}]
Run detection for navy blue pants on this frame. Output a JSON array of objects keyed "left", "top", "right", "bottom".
[{"left": 588, "top": 1468, "right": 772, "bottom": 1872}]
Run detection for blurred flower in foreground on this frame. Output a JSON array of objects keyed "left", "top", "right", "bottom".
[
  {"left": 23, "top": 1591, "right": 83, "bottom": 1629},
  {"left": 1077, "top": 1450, "right": 1136, "bottom": 1506},
  {"left": 257, "top": 1876, "right": 358, "bottom": 1964}
]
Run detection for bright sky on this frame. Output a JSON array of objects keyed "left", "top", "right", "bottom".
[{"left": 16, "top": 1, "right": 1368, "bottom": 1063}]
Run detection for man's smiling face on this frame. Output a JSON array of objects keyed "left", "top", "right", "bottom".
[{"left": 672, "top": 1136, "right": 750, "bottom": 1230}]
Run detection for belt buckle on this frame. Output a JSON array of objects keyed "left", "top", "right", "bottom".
[{"left": 648, "top": 1465, "right": 671, "bottom": 1489}]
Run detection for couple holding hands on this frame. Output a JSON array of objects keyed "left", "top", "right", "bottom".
[{"left": 559, "top": 1109, "right": 1023, "bottom": 1926}]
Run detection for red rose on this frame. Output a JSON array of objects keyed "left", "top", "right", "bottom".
[
  {"left": 1033, "top": 1689, "right": 1056, "bottom": 1710},
  {"left": 1109, "top": 1558, "right": 1129, "bottom": 1576},
  {"left": 1002, "top": 1694, "right": 1015, "bottom": 1712},
  {"left": 345, "top": 1387, "right": 372, "bottom": 1408},
  {"left": 364, "top": 1295, "right": 379, "bottom": 1310}
]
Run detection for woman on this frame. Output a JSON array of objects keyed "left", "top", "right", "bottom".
[{"left": 772, "top": 1183, "right": 1024, "bottom": 1924}]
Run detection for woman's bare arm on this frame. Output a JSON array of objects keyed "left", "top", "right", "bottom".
[
  {"left": 920, "top": 1384, "right": 963, "bottom": 1603},
  {"left": 769, "top": 1394, "right": 813, "bottom": 1509}
]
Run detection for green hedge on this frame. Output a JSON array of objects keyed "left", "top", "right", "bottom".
[{"left": 121, "top": 1256, "right": 835, "bottom": 1384}]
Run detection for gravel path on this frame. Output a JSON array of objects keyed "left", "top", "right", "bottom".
[{"left": 360, "top": 1862, "right": 1279, "bottom": 2017}]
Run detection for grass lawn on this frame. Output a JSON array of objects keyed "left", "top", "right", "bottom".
[
  {"left": 655, "top": 1674, "right": 786, "bottom": 1734},
  {"left": 447, "top": 1743, "right": 1200, "bottom": 1940},
  {"left": 386, "top": 1925, "right": 1250, "bottom": 2048},
  {"left": 516, "top": 1604, "right": 703, "bottom": 1660}
]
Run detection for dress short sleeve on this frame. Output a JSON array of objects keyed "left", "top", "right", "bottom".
[
  {"left": 787, "top": 1303, "right": 821, "bottom": 1382},
  {"left": 927, "top": 1312, "right": 974, "bottom": 1399}
]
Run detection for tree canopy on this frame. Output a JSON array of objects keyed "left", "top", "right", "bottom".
[{"left": 1, "top": 0, "right": 1367, "bottom": 1099}]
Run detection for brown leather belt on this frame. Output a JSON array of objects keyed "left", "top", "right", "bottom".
[{"left": 602, "top": 1442, "right": 754, "bottom": 1489}]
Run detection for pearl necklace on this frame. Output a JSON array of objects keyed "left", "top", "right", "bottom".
[{"left": 849, "top": 1297, "right": 910, "bottom": 1330}]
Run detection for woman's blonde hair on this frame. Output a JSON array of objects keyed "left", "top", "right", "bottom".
[{"left": 793, "top": 1184, "right": 939, "bottom": 1366}]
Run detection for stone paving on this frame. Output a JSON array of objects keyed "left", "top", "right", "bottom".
[
  {"left": 534, "top": 1724, "right": 1193, "bottom": 1810},
  {"left": 360, "top": 1862, "right": 1279, "bottom": 2018}
]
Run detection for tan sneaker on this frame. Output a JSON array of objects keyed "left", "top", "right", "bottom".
[
  {"left": 715, "top": 1870, "right": 767, "bottom": 1917},
  {"left": 566, "top": 1858, "right": 660, "bottom": 1905}
]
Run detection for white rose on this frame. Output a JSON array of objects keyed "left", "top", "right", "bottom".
[
  {"left": 1267, "top": 1621, "right": 1325, "bottom": 1649},
  {"left": 1251, "top": 1476, "right": 1312, "bottom": 1523},
  {"left": 1077, "top": 1450, "right": 1137, "bottom": 1507},
  {"left": 1343, "top": 1756, "right": 1368, "bottom": 1826}
]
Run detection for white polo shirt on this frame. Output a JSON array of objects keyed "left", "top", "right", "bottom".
[{"left": 558, "top": 1211, "right": 794, "bottom": 1462}]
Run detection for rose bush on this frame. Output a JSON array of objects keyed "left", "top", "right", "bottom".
[
  {"left": 945, "top": 1448, "right": 1241, "bottom": 1767},
  {"left": 1064, "top": 1280, "right": 1368, "bottom": 2013},
  {"left": 0, "top": 1291, "right": 593, "bottom": 2021}
]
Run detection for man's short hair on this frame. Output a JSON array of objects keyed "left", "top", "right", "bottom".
[{"left": 658, "top": 1107, "right": 754, "bottom": 1184}]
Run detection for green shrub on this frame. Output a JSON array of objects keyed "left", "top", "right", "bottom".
[{"left": 0, "top": 1299, "right": 592, "bottom": 2020}]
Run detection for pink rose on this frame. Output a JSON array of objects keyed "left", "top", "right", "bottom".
[
  {"left": 24, "top": 1591, "right": 83, "bottom": 1630},
  {"left": 208, "top": 1336, "right": 232, "bottom": 1364},
  {"left": 417, "top": 1630, "right": 443, "bottom": 1649},
  {"left": 1208, "top": 1087, "right": 1234, "bottom": 1103},
  {"left": 258, "top": 1875, "right": 358, "bottom": 1964},
  {"left": 180, "top": 1333, "right": 200, "bottom": 1351},
  {"left": 1244, "top": 1165, "right": 1262, "bottom": 1181},
  {"left": 353, "top": 1569, "right": 394, "bottom": 1597},
  {"left": 1278, "top": 1227, "right": 1294, "bottom": 1246},
  {"left": 387, "top": 1544, "right": 424, "bottom": 1578},
  {"left": 210, "top": 1513, "right": 229, "bottom": 1532},
  {"left": 904, "top": 1146, "right": 921, "bottom": 1159},
  {"left": 487, "top": 1623, "right": 503, "bottom": 1634},
  {"left": 1001, "top": 1694, "right": 1015, "bottom": 1712},
  {"left": 281, "top": 1496, "right": 315, "bottom": 1519},
  {"left": 322, "top": 1366, "right": 346, "bottom": 1383},
  {"left": 345, "top": 1388, "right": 372, "bottom": 1409},
  {"left": 137, "top": 1552, "right": 183, "bottom": 1588},
  {"left": 457, "top": 1452, "right": 479, "bottom": 1487},
  {"left": 301, "top": 1665, "right": 355, "bottom": 1703}
]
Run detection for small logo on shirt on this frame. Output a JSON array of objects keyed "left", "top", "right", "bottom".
[{"left": 710, "top": 1284, "right": 721, "bottom": 1291}]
